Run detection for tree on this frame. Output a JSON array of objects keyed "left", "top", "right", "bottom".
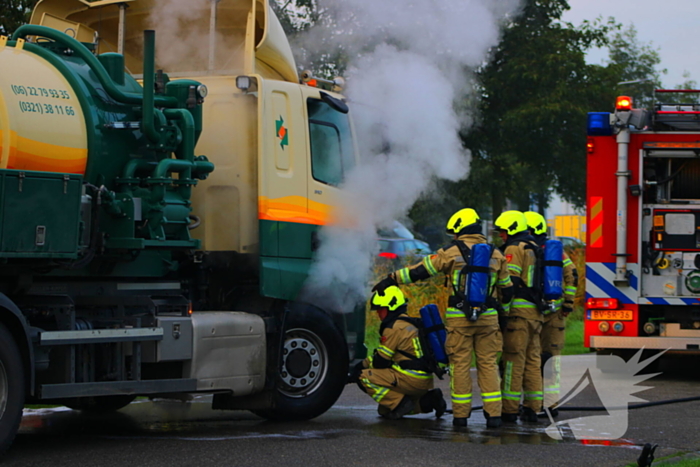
[
  {"left": 606, "top": 24, "right": 665, "bottom": 109},
  {"left": 461, "top": 0, "right": 616, "bottom": 214},
  {"left": 270, "top": 0, "right": 316, "bottom": 36},
  {"left": 0, "top": 0, "right": 37, "bottom": 36},
  {"left": 270, "top": 0, "right": 350, "bottom": 79}
]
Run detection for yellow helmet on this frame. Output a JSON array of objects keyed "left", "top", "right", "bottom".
[
  {"left": 524, "top": 211, "right": 547, "bottom": 236},
  {"left": 494, "top": 211, "right": 527, "bottom": 235},
  {"left": 370, "top": 286, "right": 407, "bottom": 312},
  {"left": 446, "top": 208, "right": 480, "bottom": 235}
]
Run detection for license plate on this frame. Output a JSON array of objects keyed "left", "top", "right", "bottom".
[{"left": 587, "top": 309, "right": 634, "bottom": 321}]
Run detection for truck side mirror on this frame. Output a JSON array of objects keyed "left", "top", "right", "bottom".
[{"left": 320, "top": 91, "right": 348, "bottom": 114}]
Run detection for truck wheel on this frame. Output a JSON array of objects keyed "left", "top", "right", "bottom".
[
  {"left": 0, "top": 323, "right": 25, "bottom": 453},
  {"left": 254, "top": 306, "right": 348, "bottom": 421},
  {"left": 64, "top": 395, "right": 136, "bottom": 412}
]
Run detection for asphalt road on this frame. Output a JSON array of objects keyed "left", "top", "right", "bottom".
[{"left": 4, "top": 355, "right": 700, "bottom": 467}]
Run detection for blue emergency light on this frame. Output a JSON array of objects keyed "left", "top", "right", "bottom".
[{"left": 587, "top": 112, "right": 612, "bottom": 136}]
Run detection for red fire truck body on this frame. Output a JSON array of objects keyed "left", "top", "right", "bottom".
[{"left": 585, "top": 93, "right": 700, "bottom": 353}]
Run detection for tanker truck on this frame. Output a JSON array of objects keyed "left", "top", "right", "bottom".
[{"left": 0, "top": 0, "right": 365, "bottom": 451}]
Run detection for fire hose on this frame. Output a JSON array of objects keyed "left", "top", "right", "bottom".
[{"left": 444, "top": 395, "right": 700, "bottom": 414}]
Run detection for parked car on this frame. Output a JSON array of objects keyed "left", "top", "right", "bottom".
[
  {"left": 377, "top": 238, "right": 432, "bottom": 259},
  {"left": 556, "top": 236, "right": 585, "bottom": 249}
]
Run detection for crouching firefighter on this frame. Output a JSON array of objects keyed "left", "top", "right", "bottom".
[
  {"left": 350, "top": 286, "right": 447, "bottom": 420},
  {"left": 524, "top": 211, "right": 578, "bottom": 417},
  {"left": 495, "top": 210, "right": 544, "bottom": 423},
  {"left": 373, "top": 208, "right": 513, "bottom": 428}
]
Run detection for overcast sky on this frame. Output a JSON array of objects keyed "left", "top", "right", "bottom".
[{"left": 562, "top": 0, "right": 698, "bottom": 88}]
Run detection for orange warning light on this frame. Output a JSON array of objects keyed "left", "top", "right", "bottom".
[
  {"left": 587, "top": 137, "right": 594, "bottom": 154},
  {"left": 616, "top": 96, "right": 632, "bottom": 111}
]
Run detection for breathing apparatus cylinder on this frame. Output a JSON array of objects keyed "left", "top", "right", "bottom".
[
  {"left": 419, "top": 304, "right": 448, "bottom": 364},
  {"left": 543, "top": 239, "right": 564, "bottom": 312},
  {"left": 466, "top": 243, "right": 491, "bottom": 321}
]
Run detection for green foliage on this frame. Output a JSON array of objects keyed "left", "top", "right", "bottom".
[
  {"left": 0, "top": 0, "right": 37, "bottom": 36},
  {"left": 270, "top": 0, "right": 317, "bottom": 35},
  {"left": 606, "top": 24, "right": 665, "bottom": 109},
  {"left": 660, "top": 71, "right": 700, "bottom": 105},
  {"left": 271, "top": 0, "right": 349, "bottom": 79},
  {"left": 462, "top": 0, "right": 618, "bottom": 213},
  {"left": 563, "top": 319, "right": 586, "bottom": 355}
]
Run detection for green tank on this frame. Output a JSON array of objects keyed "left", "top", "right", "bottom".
[{"left": 0, "top": 26, "right": 213, "bottom": 268}]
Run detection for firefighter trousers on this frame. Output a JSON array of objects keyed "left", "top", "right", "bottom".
[
  {"left": 444, "top": 323, "right": 503, "bottom": 418},
  {"left": 359, "top": 367, "right": 433, "bottom": 413},
  {"left": 541, "top": 312, "right": 566, "bottom": 408},
  {"left": 502, "top": 316, "right": 543, "bottom": 414}
]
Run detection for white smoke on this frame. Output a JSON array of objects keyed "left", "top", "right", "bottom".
[
  {"left": 301, "top": 0, "right": 522, "bottom": 312},
  {"left": 146, "top": 0, "right": 239, "bottom": 74}
]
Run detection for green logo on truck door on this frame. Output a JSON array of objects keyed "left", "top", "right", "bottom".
[{"left": 276, "top": 116, "right": 288, "bottom": 149}]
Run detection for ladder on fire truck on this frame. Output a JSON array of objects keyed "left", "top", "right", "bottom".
[{"left": 652, "top": 89, "right": 700, "bottom": 131}]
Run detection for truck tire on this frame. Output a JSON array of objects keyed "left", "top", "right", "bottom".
[
  {"left": 254, "top": 306, "right": 348, "bottom": 421},
  {"left": 63, "top": 395, "right": 136, "bottom": 412},
  {"left": 0, "top": 322, "right": 25, "bottom": 453}
]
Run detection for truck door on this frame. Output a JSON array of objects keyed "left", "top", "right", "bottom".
[
  {"left": 258, "top": 79, "right": 310, "bottom": 299},
  {"left": 302, "top": 87, "right": 356, "bottom": 239}
]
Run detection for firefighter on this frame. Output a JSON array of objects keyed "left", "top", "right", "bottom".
[
  {"left": 350, "top": 286, "right": 446, "bottom": 419},
  {"left": 494, "top": 210, "right": 543, "bottom": 423},
  {"left": 372, "top": 208, "right": 513, "bottom": 428},
  {"left": 524, "top": 211, "right": 578, "bottom": 416}
]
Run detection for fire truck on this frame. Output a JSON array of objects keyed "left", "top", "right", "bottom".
[{"left": 585, "top": 92, "right": 700, "bottom": 355}]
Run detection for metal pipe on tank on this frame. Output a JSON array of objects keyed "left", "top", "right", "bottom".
[
  {"left": 163, "top": 108, "right": 194, "bottom": 164},
  {"left": 12, "top": 25, "right": 177, "bottom": 107},
  {"left": 208, "top": 0, "right": 219, "bottom": 72},
  {"left": 142, "top": 30, "right": 160, "bottom": 145},
  {"left": 118, "top": 3, "right": 127, "bottom": 55},
  {"left": 615, "top": 126, "right": 630, "bottom": 286}
]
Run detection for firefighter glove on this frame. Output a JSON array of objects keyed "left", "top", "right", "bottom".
[
  {"left": 562, "top": 301, "right": 574, "bottom": 316},
  {"left": 347, "top": 361, "right": 364, "bottom": 384},
  {"left": 372, "top": 275, "right": 398, "bottom": 293}
]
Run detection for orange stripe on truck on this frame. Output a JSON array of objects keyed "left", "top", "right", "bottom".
[
  {"left": 259, "top": 195, "right": 333, "bottom": 226},
  {"left": 2, "top": 131, "right": 87, "bottom": 174},
  {"left": 589, "top": 196, "right": 603, "bottom": 248}
]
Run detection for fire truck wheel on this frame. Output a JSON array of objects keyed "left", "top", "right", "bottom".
[
  {"left": 0, "top": 322, "right": 25, "bottom": 453},
  {"left": 64, "top": 395, "right": 136, "bottom": 412},
  {"left": 253, "top": 305, "right": 348, "bottom": 421}
]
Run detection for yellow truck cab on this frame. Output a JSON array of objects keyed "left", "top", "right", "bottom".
[{"left": 0, "top": 0, "right": 364, "bottom": 452}]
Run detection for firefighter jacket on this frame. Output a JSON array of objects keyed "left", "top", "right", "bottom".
[
  {"left": 391, "top": 234, "right": 513, "bottom": 327},
  {"left": 362, "top": 313, "right": 432, "bottom": 380},
  {"left": 502, "top": 233, "right": 541, "bottom": 321}
]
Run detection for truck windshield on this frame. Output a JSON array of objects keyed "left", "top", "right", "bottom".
[{"left": 307, "top": 99, "right": 355, "bottom": 187}]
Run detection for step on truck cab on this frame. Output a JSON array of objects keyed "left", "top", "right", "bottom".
[{"left": 0, "top": 0, "right": 365, "bottom": 451}]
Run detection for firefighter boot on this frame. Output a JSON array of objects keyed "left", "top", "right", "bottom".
[
  {"left": 487, "top": 416, "right": 502, "bottom": 429},
  {"left": 419, "top": 389, "right": 446, "bottom": 418},
  {"left": 386, "top": 396, "right": 415, "bottom": 420},
  {"left": 452, "top": 417, "right": 467, "bottom": 427},
  {"left": 520, "top": 406, "right": 538, "bottom": 423},
  {"left": 502, "top": 413, "right": 518, "bottom": 423}
]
